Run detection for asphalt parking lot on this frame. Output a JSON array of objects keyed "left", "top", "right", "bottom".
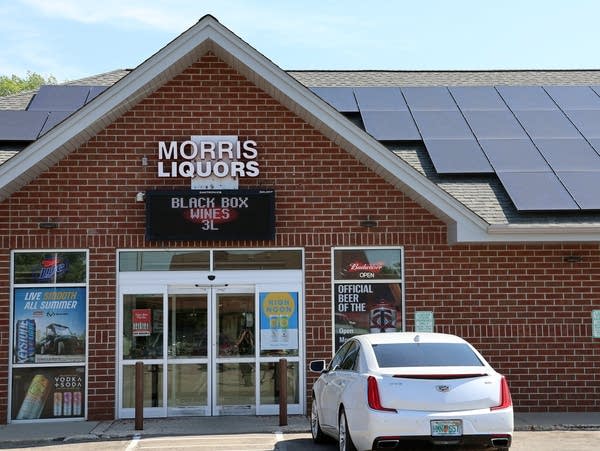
[{"left": 2, "top": 430, "right": 600, "bottom": 451}]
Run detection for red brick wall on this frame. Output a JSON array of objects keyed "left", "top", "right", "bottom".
[{"left": 0, "top": 53, "right": 599, "bottom": 421}]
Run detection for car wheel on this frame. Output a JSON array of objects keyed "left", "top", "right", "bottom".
[
  {"left": 338, "top": 408, "right": 357, "bottom": 451},
  {"left": 310, "top": 397, "right": 327, "bottom": 443}
]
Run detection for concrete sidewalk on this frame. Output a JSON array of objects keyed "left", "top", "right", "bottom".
[{"left": 1, "top": 413, "right": 600, "bottom": 445}]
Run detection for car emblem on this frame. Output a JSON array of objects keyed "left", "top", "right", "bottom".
[{"left": 436, "top": 385, "right": 450, "bottom": 392}]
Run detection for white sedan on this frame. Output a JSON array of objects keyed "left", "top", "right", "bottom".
[{"left": 310, "top": 332, "right": 513, "bottom": 451}]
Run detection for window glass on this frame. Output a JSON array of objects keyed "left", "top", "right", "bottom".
[
  {"left": 122, "top": 294, "right": 163, "bottom": 359},
  {"left": 373, "top": 343, "right": 484, "bottom": 368},
  {"left": 119, "top": 251, "right": 209, "bottom": 271},
  {"left": 333, "top": 248, "right": 402, "bottom": 281},
  {"left": 328, "top": 340, "right": 353, "bottom": 371},
  {"left": 13, "top": 252, "right": 87, "bottom": 284},
  {"left": 339, "top": 341, "right": 360, "bottom": 370},
  {"left": 214, "top": 250, "right": 301, "bottom": 270}
]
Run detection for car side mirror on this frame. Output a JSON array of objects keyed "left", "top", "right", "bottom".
[{"left": 309, "top": 359, "right": 327, "bottom": 373}]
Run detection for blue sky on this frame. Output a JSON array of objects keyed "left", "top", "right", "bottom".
[{"left": 1, "top": 0, "right": 600, "bottom": 82}]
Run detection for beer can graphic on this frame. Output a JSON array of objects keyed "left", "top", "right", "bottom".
[
  {"left": 73, "top": 391, "right": 82, "bottom": 416},
  {"left": 15, "top": 319, "right": 36, "bottom": 363},
  {"left": 16, "top": 374, "right": 51, "bottom": 419},
  {"left": 369, "top": 301, "right": 397, "bottom": 333},
  {"left": 63, "top": 391, "right": 72, "bottom": 416},
  {"left": 53, "top": 392, "right": 63, "bottom": 417}
]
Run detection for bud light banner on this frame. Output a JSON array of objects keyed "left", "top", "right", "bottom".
[
  {"left": 145, "top": 189, "right": 275, "bottom": 241},
  {"left": 13, "top": 252, "right": 87, "bottom": 284},
  {"left": 332, "top": 248, "right": 404, "bottom": 351},
  {"left": 11, "top": 366, "right": 85, "bottom": 420},
  {"left": 13, "top": 287, "right": 86, "bottom": 364}
]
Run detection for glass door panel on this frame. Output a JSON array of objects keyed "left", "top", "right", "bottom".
[
  {"left": 122, "top": 294, "right": 164, "bottom": 360},
  {"left": 167, "top": 363, "right": 208, "bottom": 414},
  {"left": 167, "top": 293, "right": 209, "bottom": 415},
  {"left": 168, "top": 294, "right": 208, "bottom": 358},
  {"left": 215, "top": 292, "right": 256, "bottom": 414}
]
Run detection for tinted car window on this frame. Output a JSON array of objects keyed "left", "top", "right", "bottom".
[
  {"left": 339, "top": 341, "right": 360, "bottom": 371},
  {"left": 372, "top": 343, "right": 484, "bottom": 368},
  {"left": 329, "top": 340, "right": 353, "bottom": 370}
]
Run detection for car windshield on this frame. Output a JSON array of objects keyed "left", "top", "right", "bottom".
[{"left": 372, "top": 343, "right": 484, "bottom": 367}]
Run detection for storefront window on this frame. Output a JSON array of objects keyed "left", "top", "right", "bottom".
[
  {"left": 119, "top": 251, "right": 209, "bottom": 271},
  {"left": 259, "top": 362, "right": 299, "bottom": 404},
  {"left": 122, "top": 364, "right": 163, "bottom": 408},
  {"left": 123, "top": 294, "right": 163, "bottom": 360},
  {"left": 332, "top": 247, "right": 405, "bottom": 352},
  {"left": 214, "top": 250, "right": 302, "bottom": 270},
  {"left": 11, "top": 250, "right": 88, "bottom": 421}
]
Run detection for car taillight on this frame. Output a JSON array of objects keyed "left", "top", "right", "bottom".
[
  {"left": 367, "top": 376, "right": 396, "bottom": 412},
  {"left": 491, "top": 376, "right": 513, "bottom": 411}
]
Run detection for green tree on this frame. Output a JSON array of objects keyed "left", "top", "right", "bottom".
[{"left": 0, "top": 71, "right": 57, "bottom": 96}]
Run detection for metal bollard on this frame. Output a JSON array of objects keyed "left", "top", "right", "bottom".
[
  {"left": 278, "top": 358, "right": 288, "bottom": 426},
  {"left": 135, "top": 361, "right": 144, "bottom": 430}
]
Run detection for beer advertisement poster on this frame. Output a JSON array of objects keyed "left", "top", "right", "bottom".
[
  {"left": 333, "top": 282, "right": 403, "bottom": 350},
  {"left": 11, "top": 366, "right": 85, "bottom": 420},
  {"left": 13, "top": 287, "right": 86, "bottom": 364},
  {"left": 259, "top": 292, "right": 299, "bottom": 350},
  {"left": 332, "top": 247, "right": 404, "bottom": 351}
]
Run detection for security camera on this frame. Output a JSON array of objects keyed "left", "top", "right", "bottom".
[{"left": 207, "top": 274, "right": 216, "bottom": 281}]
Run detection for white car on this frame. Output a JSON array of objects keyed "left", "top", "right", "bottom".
[{"left": 310, "top": 332, "right": 513, "bottom": 451}]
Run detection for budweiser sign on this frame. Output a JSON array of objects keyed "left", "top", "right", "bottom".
[{"left": 346, "top": 262, "right": 384, "bottom": 273}]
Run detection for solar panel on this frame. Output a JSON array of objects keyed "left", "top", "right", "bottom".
[
  {"left": 588, "top": 139, "right": 600, "bottom": 154},
  {"left": 562, "top": 110, "right": 600, "bottom": 139},
  {"left": 28, "top": 85, "right": 90, "bottom": 111},
  {"left": 449, "top": 86, "right": 506, "bottom": 110},
  {"left": 479, "top": 138, "right": 550, "bottom": 172},
  {"left": 310, "top": 87, "right": 358, "bottom": 112},
  {"left": 497, "top": 171, "right": 578, "bottom": 211},
  {"left": 360, "top": 110, "right": 420, "bottom": 140},
  {"left": 38, "top": 111, "right": 73, "bottom": 136},
  {"left": 544, "top": 86, "right": 600, "bottom": 110},
  {"left": 513, "top": 110, "right": 581, "bottom": 138},
  {"left": 401, "top": 87, "right": 457, "bottom": 111},
  {"left": 354, "top": 87, "right": 407, "bottom": 111},
  {"left": 412, "top": 110, "right": 473, "bottom": 139},
  {"left": 496, "top": 86, "right": 557, "bottom": 111},
  {"left": 556, "top": 171, "right": 600, "bottom": 209},
  {"left": 463, "top": 110, "right": 527, "bottom": 139},
  {"left": 533, "top": 138, "right": 600, "bottom": 171},
  {"left": 86, "top": 86, "right": 108, "bottom": 103},
  {"left": 424, "top": 139, "right": 493, "bottom": 173},
  {"left": 0, "top": 110, "right": 48, "bottom": 140}
]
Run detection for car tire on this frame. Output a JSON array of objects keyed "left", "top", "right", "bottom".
[
  {"left": 310, "top": 397, "right": 327, "bottom": 443},
  {"left": 338, "top": 408, "right": 357, "bottom": 451}
]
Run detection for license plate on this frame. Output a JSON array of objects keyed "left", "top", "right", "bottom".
[{"left": 430, "top": 420, "right": 462, "bottom": 436}]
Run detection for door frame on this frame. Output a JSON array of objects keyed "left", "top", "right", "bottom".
[{"left": 117, "top": 265, "right": 304, "bottom": 418}]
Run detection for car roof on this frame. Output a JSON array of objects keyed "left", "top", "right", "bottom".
[{"left": 354, "top": 332, "right": 468, "bottom": 345}]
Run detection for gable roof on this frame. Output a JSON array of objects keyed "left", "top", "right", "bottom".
[{"left": 1, "top": 15, "right": 600, "bottom": 243}]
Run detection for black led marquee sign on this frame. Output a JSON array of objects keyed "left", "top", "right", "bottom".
[{"left": 145, "top": 189, "right": 275, "bottom": 241}]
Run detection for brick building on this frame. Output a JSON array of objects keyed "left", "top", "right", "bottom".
[{"left": 1, "top": 16, "right": 599, "bottom": 423}]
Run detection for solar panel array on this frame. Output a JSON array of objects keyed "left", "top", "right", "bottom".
[
  {"left": 311, "top": 86, "right": 600, "bottom": 211},
  {"left": 0, "top": 85, "right": 106, "bottom": 142}
]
